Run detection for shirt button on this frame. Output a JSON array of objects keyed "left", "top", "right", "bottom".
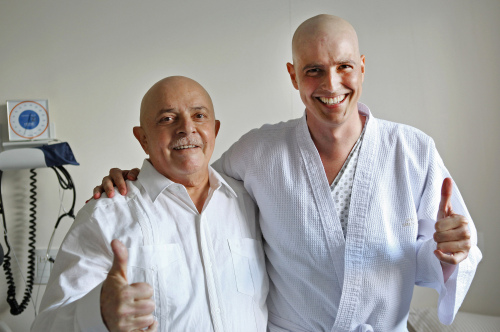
[{"left": 215, "top": 308, "right": 221, "bottom": 314}]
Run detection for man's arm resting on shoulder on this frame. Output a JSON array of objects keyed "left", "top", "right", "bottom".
[
  {"left": 93, "top": 162, "right": 225, "bottom": 199},
  {"left": 91, "top": 136, "right": 243, "bottom": 200},
  {"left": 92, "top": 160, "right": 226, "bottom": 199},
  {"left": 92, "top": 168, "right": 140, "bottom": 199}
]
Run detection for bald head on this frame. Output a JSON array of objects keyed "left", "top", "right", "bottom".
[
  {"left": 286, "top": 14, "right": 365, "bottom": 131},
  {"left": 140, "top": 76, "right": 214, "bottom": 126},
  {"left": 292, "top": 14, "right": 360, "bottom": 63},
  {"left": 133, "top": 75, "right": 220, "bottom": 185}
]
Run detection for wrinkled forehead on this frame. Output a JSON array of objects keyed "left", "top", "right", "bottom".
[
  {"left": 141, "top": 79, "right": 214, "bottom": 123},
  {"left": 155, "top": 85, "right": 211, "bottom": 108}
]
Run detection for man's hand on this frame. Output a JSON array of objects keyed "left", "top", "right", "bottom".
[
  {"left": 101, "top": 239, "right": 156, "bottom": 332},
  {"left": 92, "top": 168, "right": 140, "bottom": 199},
  {"left": 433, "top": 178, "right": 471, "bottom": 265}
]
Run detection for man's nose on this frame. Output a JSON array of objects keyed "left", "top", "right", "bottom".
[
  {"left": 176, "top": 116, "right": 196, "bottom": 135},
  {"left": 321, "top": 69, "right": 340, "bottom": 91}
]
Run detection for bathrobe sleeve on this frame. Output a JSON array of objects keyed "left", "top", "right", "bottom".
[{"left": 414, "top": 138, "right": 482, "bottom": 325}]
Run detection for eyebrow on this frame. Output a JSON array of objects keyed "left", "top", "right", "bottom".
[
  {"left": 302, "top": 59, "right": 356, "bottom": 71},
  {"left": 190, "top": 106, "right": 209, "bottom": 111},
  {"left": 155, "top": 108, "right": 175, "bottom": 118},
  {"left": 156, "top": 106, "right": 209, "bottom": 115}
]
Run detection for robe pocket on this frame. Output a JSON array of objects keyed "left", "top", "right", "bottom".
[{"left": 228, "top": 238, "right": 265, "bottom": 297}]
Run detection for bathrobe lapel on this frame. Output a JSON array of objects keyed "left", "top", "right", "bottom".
[
  {"left": 295, "top": 104, "right": 379, "bottom": 332},
  {"left": 296, "top": 114, "right": 346, "bottom": 293},
  {"left": 333, "top": 106, "right": 379, "bottom": 332}
]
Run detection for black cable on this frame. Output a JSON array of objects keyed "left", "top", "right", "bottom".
[
  {"left": 2, "top": 169, "right": 37, "bottom": 315},
  {"left": 51, "top": 166, "right": 76, "bottom": 229},
  {"left": 0, "top": 165, "right": 77, "bottom": 315}
]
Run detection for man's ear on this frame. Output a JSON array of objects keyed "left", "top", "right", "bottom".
[
  {"left": 133, "top": 126, "right": 149, "bottom": 155},
  {"left": 360, "top": 55, "right": 366, "bottom": 81},
  {"left": 286, "top": 62, "right": 299, "bottom": 90},
  {"left": 214, "top": 120, "right": 221, "bottom": 138}
]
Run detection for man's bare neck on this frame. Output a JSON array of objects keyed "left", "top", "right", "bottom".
[
  {"left": 307, "top": 114, "right": 365, "bottom": 184},
  {"left": 308, "top": 114, "right": 365, "bottom": 158}
]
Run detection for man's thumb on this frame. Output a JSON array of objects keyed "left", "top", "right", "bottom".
[
  {"left": 438, "top": 177, "right": 453, "bottom": 220},
  {"left": 109, "top": 239, "right": 128, "bottom": 281}
]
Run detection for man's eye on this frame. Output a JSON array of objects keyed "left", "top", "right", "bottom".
[
  {"left": 159, "top": 116, "right": 173, "bottom": 122},
  {"left": 306, "top": 68, "right": 321, "bottom": 76},
  {"left": 195, "top": 113, "right": 206, "bottom": 119},
  {"left": 338, "top": 64, "right": 352, "bottom": 70}
]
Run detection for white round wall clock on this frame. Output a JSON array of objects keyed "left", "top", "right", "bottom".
[{"left": 7, "top": 100, "right": 50, "bottom": 141}]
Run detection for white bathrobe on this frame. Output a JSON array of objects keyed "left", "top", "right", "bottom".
[{"left": 213, "top": 103, "right": 482, "bottom": 332}]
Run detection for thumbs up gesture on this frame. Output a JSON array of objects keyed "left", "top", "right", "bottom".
[
  {"left": 433, "top": 178, "right": 471, "bottom": 265},
  {"left": 100, "top": 239, "right": 157, "bottom": 331}
]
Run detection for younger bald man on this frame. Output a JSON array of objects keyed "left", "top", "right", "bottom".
[{"left": 31, "top": 77, "right": 268, "bottom": 332}]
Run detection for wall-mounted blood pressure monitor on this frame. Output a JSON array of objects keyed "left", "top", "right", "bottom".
[{"left": 7, "top": 99, "right": 50, "bottom": 141}]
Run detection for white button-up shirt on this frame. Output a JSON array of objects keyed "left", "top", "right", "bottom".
[{"left": 32, "top": 160, "right": 268, "bottom": 332}]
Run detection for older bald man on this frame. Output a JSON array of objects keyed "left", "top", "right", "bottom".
[
  {"left": 96, "top": 15, "right": 481, "bottom": 332},
  {"left": 32, "top": 77, "right": 268, "bottom": 332}
]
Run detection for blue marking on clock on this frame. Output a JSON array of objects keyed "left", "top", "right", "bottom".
[{"left": 19, "top": 110, "right": 40, "bottom": 130}]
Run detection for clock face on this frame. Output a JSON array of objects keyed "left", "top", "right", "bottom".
[{"left": 7, "top": 100, "right": 50, "bottom": 140}]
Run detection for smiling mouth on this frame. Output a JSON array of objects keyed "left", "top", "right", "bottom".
[
  {"left": 318, "top": 95, "right": 346, "bottom": 105},
  {"left": 173, "top": 145, "right": 198, "bottom": 150}
]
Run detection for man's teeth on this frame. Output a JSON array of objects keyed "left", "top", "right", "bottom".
[
  {"left": 319, "top": 95, "right": 346, "bottom": 105},
  {"left": 174, "top": 145, "right": 197, "bottom": 150}
]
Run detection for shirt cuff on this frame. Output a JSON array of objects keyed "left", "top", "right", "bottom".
[
  {"left": 442, "top": 262, "right": 457, "bottom": 283},
  {"left": 75, "top": 282, "right": 108, "bottom": 332}
]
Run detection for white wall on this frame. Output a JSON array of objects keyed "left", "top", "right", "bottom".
[{"left": 0, "top": 0, "right": 498, "bottom": 330}]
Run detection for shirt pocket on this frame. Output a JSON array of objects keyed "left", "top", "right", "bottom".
[
  {"left": 228, "top": 238, "right": 267, "bottom": 297},
  {"left": 126, "top": 244, "right": 181, "bottom": 326},
  {"left": 127, "top": 244, "right": 181, "bottom": 277}
]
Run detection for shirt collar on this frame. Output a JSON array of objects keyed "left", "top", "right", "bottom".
[{"left": 137, "top": 159, "right": 237, "bottom": 202}]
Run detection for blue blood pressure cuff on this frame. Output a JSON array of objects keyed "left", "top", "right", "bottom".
[{"left": 36, "top": 142, "right": 79, "bottom": 167}]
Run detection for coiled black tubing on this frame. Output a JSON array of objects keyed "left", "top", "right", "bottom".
[
  {"left": 0, "top": 166, "right": 76, "bottom": 315},
  {"left": 3, "top": 169, "right": 37, "bottom": 315}
]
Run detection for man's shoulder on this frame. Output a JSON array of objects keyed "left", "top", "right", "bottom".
[
  {"left": 225, "top": 117, "right": 302, "bottom": 159},
  {"left": 375, "top": 117, "right": 434, "bottom": 148},
  {"left": 238, "top": 117, "right": 301, "bottom": 143},
  {"left": 82, "top": 180, "right": 144, "bottom": 215},
  {"left": 74, "top": 180, "right": 147, "bottom": 239},
  {"left": 220, "top": 117, "right": 302, "bottom": 170}
]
